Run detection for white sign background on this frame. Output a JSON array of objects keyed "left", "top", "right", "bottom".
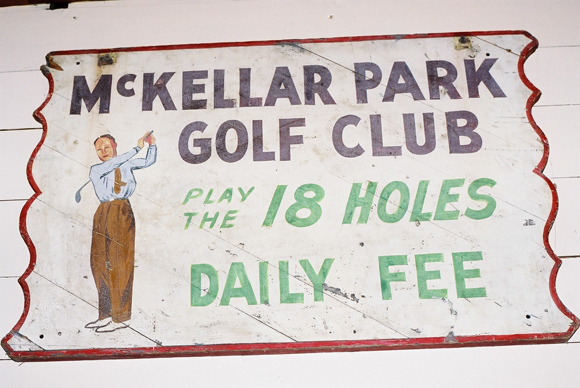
[{"left": 4, "top": 31, "right": 577, "bottom": 360}]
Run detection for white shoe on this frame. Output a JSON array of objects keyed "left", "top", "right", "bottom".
[
  {"left": 85, "top": 317, "right": 112, "bottom": 329},
  {"left": 95, "top": 320, "right": 130, "bottom": 333}
]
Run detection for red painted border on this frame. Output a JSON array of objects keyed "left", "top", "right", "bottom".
[
  {"left": 40, "top": 30, "right": 546, "bottom": 57},
  {"left": 520, "top": 37, "right": 580, "bottom": 328},
  {"left": 3, "top": 30, "right": 578, "bottom": 362},
  {"left": 0, "top": 65, "right": 53, "bottom": 361},
  {"left": 4, "top": 332, "right": 573, "bottom": 362}
]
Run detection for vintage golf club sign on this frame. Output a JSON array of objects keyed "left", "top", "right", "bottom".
[{"left": 3, "top": 31, "right": 578, "bottom": 361}]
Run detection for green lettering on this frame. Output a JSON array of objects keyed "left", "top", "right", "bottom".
[
  {"left": 453, "top": 251, "right": 487, "bottom": 298},
  {"left": 299, "top": 258, "right": 334, "bottom": 302},
  {"left": 378, "top": 255, "right": 407, "bottom": 300},
  {"left": 465, "top": 178, "right": 497, "bottom": 220},
  {"left": 285, "top": 184, "right": 325, "bottom": 227},
  {"left": 342, "top": 182, "right": 377, "bottom": 224},
  {"left": 239, "top": 187, "right": 255, "bottom": 202},
  {"left": 203, "top": 188, "right": 216, "bottom": 204},
  {"left": 410, "top": 180, "right": 432, "bottom": 222},
  {"left": 191, "top": 264, "right": 219, "bottom": 306},
  {"left": 279, "top": 261, "right": 304, "bottom": 304},
  {"left": 377, "top": 181, "right": 410, "bottom": 223},
  {"left": 218, "top": 188, "right": 233, "bottom": 203},
  {"left": 220, "top": 262, "right": 257, "bottom": 306},
  {"left": 434, "top": 179, "right": 465, "bottom": 221},
  {"left": 262, "top": 185, "right": 287, "bottom": 227},
  {"left": 220, "top": 210, "right": 238, "bottom": 228},
  {"left": 199, "top": 211, "right": 219, "bottom": 229},
  {"left": 183, "top": 212, "right": 198, "bottom": 230},
  {"left": 182, "top": 188, "right": 203, "bottom": 205},
  {"left": 415, "top": 253, "right": 447, "bottom": 299},
  {"left": 259, "top": 261, "right": 269, "bottom": 304}
]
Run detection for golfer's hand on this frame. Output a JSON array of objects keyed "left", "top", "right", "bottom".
[
  {"left": 145, "top": 133, "right": 156, "bottom": 145},
  {"left": 138, "top": 132, "right": 150, "bottom": 148}
]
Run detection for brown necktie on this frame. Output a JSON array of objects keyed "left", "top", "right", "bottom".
[{"left": 114, "top": 168, "right": 126, "bottom": 194}]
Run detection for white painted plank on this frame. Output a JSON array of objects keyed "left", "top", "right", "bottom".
[
  {"left": 0, "top": 71, "right": 47, "bottom": 130},
  {"left": 536, "top": 106, "right": 580, "bottom": 179},
  {"left": 1, "top": 340, "right": 580, "bottom": 386},
  {"left": 526, "top": 47, "right": 580, "bottom": 107},
  {"left": 0, "top": 278, "right": 24, "bottom": 360},
  {"left": 558, "top": 259, "right": 580, "bottom": 342},
  {"left": 0, "top": 129, "right": 41, "bottom": 200},
  {"left": 550, "top": 178, "right": 580, "bottom": 257},
  {"left": 1, "top": 0, "right": 580, "bottom": 72},
  {"left": 0, "top": 201, "right": 29, "bottom": 277}
]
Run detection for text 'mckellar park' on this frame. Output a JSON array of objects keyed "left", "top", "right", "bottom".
[{"left": 70, "top": 57, "right": 500, "bottom": 162}]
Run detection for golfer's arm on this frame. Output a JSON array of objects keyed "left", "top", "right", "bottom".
[
  {"left": 91, "top": 147, "right": 141, "bottom": 177},
  {"left": 129, "top": 145, "right": 157, "bottom": 170}
]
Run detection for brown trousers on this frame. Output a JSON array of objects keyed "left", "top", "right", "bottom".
[{"left": 90, "top": 199, "right": 135, "bottom": 323}]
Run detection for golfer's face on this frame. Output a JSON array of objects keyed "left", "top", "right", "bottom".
[{"left": 95, "top": 138, "right": 117, "bottom": 161}]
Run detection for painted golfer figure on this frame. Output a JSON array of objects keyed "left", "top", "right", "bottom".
[{"left": 85, "top": 132, "right": 156, "bottom": 332}]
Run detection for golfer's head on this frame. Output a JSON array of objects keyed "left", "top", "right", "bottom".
[{"left": 94, "top": 134, "right": 117, "bottom": 161}]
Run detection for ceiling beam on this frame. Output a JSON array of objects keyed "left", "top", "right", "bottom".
[{"left": 0, "top": 0, "right": 112, "bottom": 8}]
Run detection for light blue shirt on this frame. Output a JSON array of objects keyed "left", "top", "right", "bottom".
[{"left": 89, "top": 145, "right": 157, "bottom": 203}]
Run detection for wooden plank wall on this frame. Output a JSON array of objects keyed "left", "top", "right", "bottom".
[{"left": 1, "top": 1, "right": 579, "bottom": 385}]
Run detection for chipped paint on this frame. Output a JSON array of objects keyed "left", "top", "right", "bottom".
[
  {"left": 97, "top": 53, "right": 117, "bottom": 66},
  {"left": 322, "top": 284, "right": 360, "bottom": 303},
  {"left": 454, "top": 36, "right": 481, "bottom": 58}
]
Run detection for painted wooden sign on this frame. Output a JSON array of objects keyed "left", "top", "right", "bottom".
[{"left": 3, "top": 31, "right": 578, "bottom": 361}]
